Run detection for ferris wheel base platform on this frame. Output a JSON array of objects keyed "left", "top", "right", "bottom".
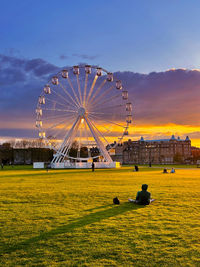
[{"left": 50, "top": 161, "right": 121, "bottom": 169}]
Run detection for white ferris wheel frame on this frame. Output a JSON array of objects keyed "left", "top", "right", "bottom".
[{"left": 36, "top": 64, "right": 132, "bottom": 164}]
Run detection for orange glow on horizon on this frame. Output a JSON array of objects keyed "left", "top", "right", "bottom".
[{"left": 1, "top": 120, "right": 200, "bottom": 147}]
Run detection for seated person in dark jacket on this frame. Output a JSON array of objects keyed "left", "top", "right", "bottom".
[
  {"left": 163, "top": 168, "right": 168, "bottom": 173},
  {"left": 136, "top": 184, "right": 151, "bottom": 205},
  {"left": 129, "top": 184, "right": 154, "bottom": 205}
]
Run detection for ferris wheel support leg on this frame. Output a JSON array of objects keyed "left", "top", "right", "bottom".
[
  {"left": 84, "top": 116, "right": 113, "bottom": 163},
  {"left": 60, "top": 120, "right": 81, "bottom": 161},
  {"left": 56, "top": 120, "right": 81, "bottom": 163},
  {"left": 52, "top": 116, "right": 81, "bottom": 164}
]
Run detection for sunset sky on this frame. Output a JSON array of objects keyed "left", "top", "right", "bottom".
[{"left": 1, "top": 0, "right": 200, "bottom": 146}]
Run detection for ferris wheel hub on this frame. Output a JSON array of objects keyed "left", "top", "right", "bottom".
[{"left": 78, "top": 107, "right": 86, "bottom": 116}]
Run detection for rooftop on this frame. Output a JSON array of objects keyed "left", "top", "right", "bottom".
[{"left": 139, "top": 135, "right": 190, "bottom": 142}]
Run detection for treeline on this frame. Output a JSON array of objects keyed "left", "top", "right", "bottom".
[
  {"left": 0, "top": 141, "right": 53, "bottom": 165},
  {"left": 1, "top": 139, "right": 46, "bottom": 149},
  {"left": 0, "top": 140, "right": 100, "bottom": 165}
]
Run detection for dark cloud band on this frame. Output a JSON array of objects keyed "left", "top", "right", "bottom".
[{"left": 0, "top": 54, "right": 200, "bottom": 139}]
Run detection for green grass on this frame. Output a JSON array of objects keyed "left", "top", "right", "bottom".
[{"left": 0, "top": 166, "right": 200, "bottom": 266}]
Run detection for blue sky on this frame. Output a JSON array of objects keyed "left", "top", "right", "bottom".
[
  {"left": 1, "top": 0, "right": 200, "bottom": 73},
  {"left": 1, "top": 0, "right": 200, "bottom": 145}
]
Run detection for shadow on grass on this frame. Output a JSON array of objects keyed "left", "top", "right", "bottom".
[
  {"left": 1, "top": 168, "right": 125, "bottom": 179},
  {"left": 0, "top": 166, "right": 133, "bottom": 178},
  {"left": 2, "top": 202, "right": 144, "bottom": 254},
  {"left": 84, "top": 204, "right": 113, "bottom": 212}
]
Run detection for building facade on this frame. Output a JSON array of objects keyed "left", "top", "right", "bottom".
[{"left": 114, "top": 135, "right": 192, "bottom": 164}]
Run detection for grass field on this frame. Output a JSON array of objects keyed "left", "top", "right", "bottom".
[{"left": 0, "top": 166, "right": 200, "bottom": 266}]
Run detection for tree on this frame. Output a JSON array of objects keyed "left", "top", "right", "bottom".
[
  {"left": 173, "top": 153, "right": 183, "bottom": 164},
  {"left": 68, "top": 141, "right": 79, "bottom": 157},
  {"left": 1, "top": 142, "right": 12, "bottom": 149}
]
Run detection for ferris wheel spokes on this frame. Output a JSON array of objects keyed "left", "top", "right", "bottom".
[
  {"left": 58, "top": 82, "right": 80, "bottom": 109},
  {"left": 83, "top": 73, "right": 88, "bottom": 107},
  {"left": 45, "top": 97, "right": 73, "bottom": 108},
  {"left": 50, "top": 87, "right": 76, "bottom": 108},
  {"left": 53, "top": 115, "right": 81, "bottom": 163},
  {"left": 88, "top": 113, "right": 127, "bottom": 129},
  {"left": 83, "top": 115, "right": 112, "bottom": 163},
  {"left": 90, "top": 92, "right": 122, "bottom": 111},
  {"left": 42, "top": 114, "right": 74, "bottom": 123},
  {"left": 89, "top": 78, "right": 107, "bottom": 104},
  {"left": 83, "top": 119, "right": 92, "bottom": 159},
  {"left": 48, "top": 116, "right": 77, "bottom": 143},
  {"left": 90, "top": 104, "right": 124, "bottom": 113},
  {"left": 67, "top": 76, "right": 82, "bottom": 107},
  {"left": 89, "top": 104, "right": 124, "bottom": 115},
  {"left": 85, "top": 74, "right": 98, "bottom": 106},
  {"left": 61, "top": 120, "right": 81, "bottom": 161},
  {"left": 89, "top": 118, "right": 110, "bottom": 148},
  {"left": 42, "top": 107, "right": 77, "bottom": 113},
  {"left": 89, "top": 84, "right": 115, "bottom": 108},
  {"left": 77, "top": 121, "right": 82, "bottom": 159},
  {"left": 45, "top": 117, "right": 74, "bottom": 132},
  {"left": 76, "top": 74, "right": 83, "bottom": 106}
]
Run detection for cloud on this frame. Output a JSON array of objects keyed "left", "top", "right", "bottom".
[
  {"left": 72, "top": 53, "right": 99, "bottom": 60},
  {"left": 0, "top": 67, "right": 26, "bottom": 85},
  {"left": 0, "top": 55, "right": 61, "bottom": 121},
  {"left": 0, "top": 54, "right": 26, "bottom": 68},
  {"left": 0, "top": 55, "right": 200, "bottom": 144},
  {"left": 115, "top": 69, "right": 200, "bottom": 126},
  {"left": 59, "top": 54, "right": 69, "bottom": 60},
  {"left": 59, "top": 53, "right": 99, "bottom": 61},
  {"left": 4, "top": 48, "right": 21, "bottom": 57},
  {"left": 0, "top": 54, "right": 60, "bottom": 78},
  {"left": 24, "top": 58, "right": 60, "bottom": 77}
]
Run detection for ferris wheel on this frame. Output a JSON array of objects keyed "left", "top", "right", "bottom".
[{"left": 36, "top": 65, "right": 132, "bottom": 165}]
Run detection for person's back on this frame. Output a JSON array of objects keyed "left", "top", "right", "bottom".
[{"left": 136, "top": 184, "right": 151, "bottom": 205}]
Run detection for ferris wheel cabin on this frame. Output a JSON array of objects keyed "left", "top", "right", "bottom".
[
  {"left": 122, "top": 90, "right": 128, "bottom": 100},
  {"left": 39, "top": 132, "right": 45, "bottom": 138},
  {"left": 52, "top": 76, "right": 59, "bottom": 85},
  {"left": 44, "top": 85, "right": 51, "bottom": 94},
  {"left": 62, "top": 69, "right": 68, "bottom": 78},
  {"left": 126, "top": 114, "right": 132, "bottom": 123},
  {"left": 126, "top": 102, "right": 132, "bottom": 112},
  {"left": 38, "top": 96, "right": 45, "bottom": 104},
  {"left": 116, "top": 80, "right": 122, "bottom": 90},
  {"left": 96, "top": 67, "right": 102, "bottom": 76},
  {"left": 107, "top": 72, "right": 113, "bottom": 82},
  {"left": 36, "top": 108, "right": 42, "bottom": 116},
  {"left": 73, "top": 66, "right": 80, "bottom": 75},
  {"left": 85, "top": 65, "right": 92, "bottom": 74},
  {"left": 124, "top": 130, "right": 129, "bottom": 135},
  {"left": 36, "top": 120, "right": 42, "bottom": 127}
]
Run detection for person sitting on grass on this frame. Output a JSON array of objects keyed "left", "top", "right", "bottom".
[
  {"left": 134, "top": 165, "right": 139, "bottom": 172},
  {"left": 128, "top": 184, "right": 155, "bottom": 205},
  {"left": 170, "top": 167, "right": 175, "bottom": 173},
  {"left": 163, "top": 168, "right": 168, "bottom": 173}
]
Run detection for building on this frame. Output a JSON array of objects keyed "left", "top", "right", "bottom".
[
  {"left": 191, "top": 146, "right": 200, "bottom": 164},
  {"left": 114, "top": 135, "right": 192, "bottom": 164}
]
